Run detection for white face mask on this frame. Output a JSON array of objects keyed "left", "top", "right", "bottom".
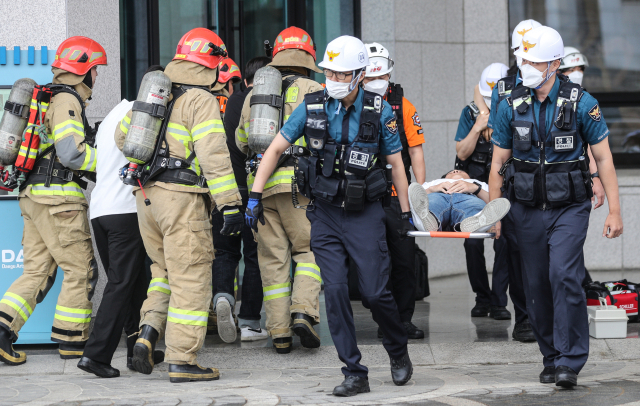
[
  {"left": 520, "top": 62, "right": 555, "bottom": 89},
  {"left": 483, "top": 96, "right": 492, "bottom": 110},
  {"left": 567, "top": 71, "right": 584, "bottom": 86},
  {"left": 325, "top": 71, "right": 362, "bottom": 100},
  {"left": 364, "top": 79, "right": 389, "bottom": 96},
  {"left": 516, "top": 56, "right": 523, "bottom": 68}
]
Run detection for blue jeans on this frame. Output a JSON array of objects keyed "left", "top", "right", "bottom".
[{"left": 428, "top": 193, "right": 485, "bottom": 230}]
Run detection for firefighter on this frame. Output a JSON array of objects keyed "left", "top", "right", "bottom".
[
  {"left": 235, "top": 26, "right": 324, "bottom": 354},
  {"left": 246, "top": 35, "right": 413, "bottom": 397},
  {"left": 115, "top": 28, "right": 243, "bottom": 383},
  {"left": 0, "top": 36, "right": 106, "bottom": 365},
  {"left": 362, "top": 42, "right": 426, "bottom": 340},
  {"left": 212, "top": 57, "right": 242, "bottom": 121},
  {"left": 490, "top": 26, "right": 623, "bottom": 387}
]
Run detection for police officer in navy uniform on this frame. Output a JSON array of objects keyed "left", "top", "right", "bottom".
[
  {"left": 490, "top": 26, "right": 623, "bottom": 388},
  {"left": 245, "top": 35, "right": 413, "bottom": 397}
]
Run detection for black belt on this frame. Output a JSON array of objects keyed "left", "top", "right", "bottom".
[
  {"left": 153, "top": 168, "right": 206, "bottom": 187},
  {"left": 22, "top": 160, "right": 88, "bottom": 190}
]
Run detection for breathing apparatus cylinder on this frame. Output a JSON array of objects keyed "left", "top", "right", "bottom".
[
  {"left": 248, "top": 66, "right": 282, "bottom": 154},
  {"left": 123, "top": 71, "right": 172, "bottom": 164},
  {"left": 0, "top": 78, "right": 37, "bottom": 167}
]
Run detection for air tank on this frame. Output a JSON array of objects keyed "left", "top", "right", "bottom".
[
  {"left": 248, "top": 66, "right": 282, "bottom": 154},
  {"left": 123, "top": 71, "right": 172, "bottom": 164},
  {"left": 0, "top": 78, "right": 36, "bottom": 166}
]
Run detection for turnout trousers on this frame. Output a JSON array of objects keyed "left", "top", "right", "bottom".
[
  {"left": 511, "top": 200, "right": 591, "bottom": 373},
  {"left": 307, "top": 199, "right": 408, "bottom": 378},
  {"left": 135, "top": 187, "right": 214, "bottom": 365},
  {"left": 256, "top": 193, "right": 321, "bottom": 339},
  {"left": 0, "top": 196, "right": 96, "bottom": 344}
]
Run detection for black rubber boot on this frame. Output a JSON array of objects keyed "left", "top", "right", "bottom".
[
  {"left": 132, "top": 325, "right": 159, "bottom": 375},
  {"left": 292, "top": 313, "right": 320, "bottom": 349},
  {"left": 333, "top": 375, "right": 370, "bottom": 397},
  {"left": 540, "top": 366, "right": 556, "bottom": 384},
  {"left": 77, "top": 356, "right": 120, "bottom": 378},
  {"left": 273, "top": 337, "right": 292, "bottom": 354},
  {"left": 127, "top": 351, "right": 165, "bottom": 371},
  {"left": 555, "top": 366, "right": 578, "bottom": 388},
  {"left": 390, "top": 352, "right": 413, "bottom": 386},
  {"left": 59, "top": 342, "right": 85, "bottom": 359},
  {"left": 168, "top": 363, "right": 220, "bottom": 383},
  {"left": 0, "top": 325, "right": 26, "bottom": 366}
]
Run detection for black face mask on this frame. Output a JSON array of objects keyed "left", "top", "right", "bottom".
[{"left": 82, "top": 71, "right": 93, "bottom": 89}]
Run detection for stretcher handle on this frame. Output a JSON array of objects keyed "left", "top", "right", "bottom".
[{"left": 407, "top": 231, "right": 496, "bottom": 239}]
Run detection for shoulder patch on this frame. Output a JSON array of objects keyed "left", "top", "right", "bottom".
[
  {"left": 411, "top": 112, "right": 421, "bottom": 127},
  {"left": 285, "top": 87, "right": 299, "bottom": 103},
  {"left": 69, "top": 110, "right": 75, "bottom": 117},
  {"left": 588, "top": 104, "right": 601, "bottom": 122},
  {"left": 385, "top": 116, "right": 398, "bottom": 134}
]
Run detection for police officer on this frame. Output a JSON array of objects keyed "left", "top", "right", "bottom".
[
  {"left": 115, "top": 28, "right": 244, "bottom": 383},
  {"left": 362, "top": 42, "right": 426, "bottom": 339},
  {"left": 456, "top": 63, "right": 534, "bottom": 341},
  {"left": 236, "top": 27, "right": 324, "bottom": 354},
  {"left": 0, "top": 36, "right": 106, "bottom": 365},
  {"left": 246, "top": 35, "right": 413, "bottom": 397},
  {"left": 490, "top": 26, "right": 623, "bottom": 387}
]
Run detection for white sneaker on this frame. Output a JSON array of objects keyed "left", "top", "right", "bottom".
[
  {"left": 240, "top": 326, "right": 268, "bottom": 341},
  {"left": 216, "top": 297, "right": 237, "bottom": 343},
  {"left": 408, "top": 183, "right": 438, "bottom": 232},
  {"left": 460, "top": 198, "right": 511, "bottom": 233}
]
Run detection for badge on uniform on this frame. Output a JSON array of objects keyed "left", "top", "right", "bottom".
[
  {"left": 412, "top": 112, "right": 421, "bottom": 127},
  {"left": 348, "top": 151, "right": 369, "bottom": 167},
  {"left": 588, "top": 104, "right": 601, "bottom": 122},
  {"left": 553, "top": 134, "right": 575, "bottom": 152},
  {"left": 385, "top": 116, "right": 398, "bottom": 134}
]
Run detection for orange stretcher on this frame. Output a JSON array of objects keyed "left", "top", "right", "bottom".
[{"left": 407, "top": 231, "right": 495, "bottom": 239}]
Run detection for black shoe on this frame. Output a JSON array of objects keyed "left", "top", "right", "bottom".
[
  {"left": 490, "top": 306, "right": 512, "bottom": 320},
  {"left": 390, "top": 352, "right": 413, "bottom": 386},
  {"left": 512, "top": 321, "right": 537, "bottom": 342},
  {"left": 539, "top": 366, "right": 556, "bottom": 384},
  {"left": 377, "top": 327, "right": 383, "bottom": 339},
  {"left": 403, "top": 322, "right": 425, "bottom": 339},
  {"left": 273, "top": 337, "right": 292, "bottom": 354},
  {"left": 0, "top": 325, "right": 26, "bottom": 366},
  {"left": 77, "top": 356, "right": 120, "bottom": 378},
  {"left": 292, "top": 313, "right": 320, "bottom": 348},
  {"left": 333, "top": 375, "right": 370, "bottom": 397},
  {"left": 555, "top": 366, "right": 578, "bottom": 388},
  {"left": 132, "top": 325, "right": 159, "bottom": 375},
  {"left": 168, "top": 363, "right": 220, "bottom": 383},
  {"left": 127, "top": 351, "right": 165, "bottom": 371},
  {"left": 471, "top": 302, "right": 491, "bottom": 317},
  {"left": 59, "top": 342, "right": 85, "bottom": 359}
]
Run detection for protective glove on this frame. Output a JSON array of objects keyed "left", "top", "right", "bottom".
[
  {"left": 221, "top": 206, "right": 244, "bottom": 236},
  {"left": 399, "top": 211, "right": 415, "bottom": 239},
  {"left": 245, "top": 191, "right": 265, "bottom": 232}
]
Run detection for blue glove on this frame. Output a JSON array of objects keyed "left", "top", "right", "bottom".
[
  {"left": 221, "top": 207, "right": 243, "bottom": 236},
  {"left": 245, "top": 192, "right": 265, "bottom": 232}
]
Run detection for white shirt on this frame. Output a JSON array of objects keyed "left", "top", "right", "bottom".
[
  {"left": 89, "top": 100, "right": 136, "bottom": 219},
  {"left": 422, "top": 178, "right": 489, "bottom": 193}
]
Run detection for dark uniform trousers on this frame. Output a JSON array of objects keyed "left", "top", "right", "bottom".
[
  {"left": 511, "top": 199, "right": 591, "bottom": 373},
  {"left": 383, "top": 196, "right": 416, "bottom": 322},
  {"left": 307, "top": 199, "right": 408, "bottom": 377},
  {"left": 84, "top": 213, "right": 148, "bottom": 365}
]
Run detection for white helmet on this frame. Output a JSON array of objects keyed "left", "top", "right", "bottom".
[
  {"left": 511, "top": 19, "right": 542, "bottom": 49},
  {"left": 560, "top": 46, "right": 589, "bottom": 69},
  {"left": 514, "top": 26, "right": 564, "bottom": 63},
  {"left": 318, "top": 35, "right": 369, "bottom": 72},
  {"left": 364, "top": 42, "right": 394, "bottom": 77},
  {"left": 479, "top": 63, "right": 508, "bottom": 97}
]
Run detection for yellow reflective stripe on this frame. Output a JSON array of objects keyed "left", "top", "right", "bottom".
[
  {"left": 167, "top": 306, "right": 208, "bottom": 326},
  {"left": 294, "top": 263, "right": 322, "bottom": 282},
  {"left": 54, "top": 305, "right": 91, "bottom": 323},
  {"left": 78, "top": 145, "right": 97, "bottom": 171},
  {"left": 192, "top": 119, "right": 224, "bottom": 142},
  {"left": 167, "top": 123, "right": 191, "bottom": 141},
  {"left": 120, "top": 115, "right": 131, "bottom": 134},
  {"left": 18, "top": 145, "right": 38, "bottom": 159},
  {"left": 247, "top": 169, "right": 294, "bottom": 189},
  {"left": 263, "top": 282, "right": 291, "bottom": 301},
  {"left": 294, "top": 137, "right": 307, "bottom": 147},
  {"left": 148, "top": 278, "right": 171, "bottom": 295},
  {"left": 53, "top": 120, "right": 84, "bottom": 141},
  {"left": 30, "top": 182, "right": 84, "bottom": 197},
  {"left": 237, "top": 124, "right": 248, "bottom": 143},
  {"left": 207, "top": 173, "right": 238, "bottom": 194},
  {"left": 234, "top": 277, "right": 238, "bottom": 292},
  {"left": 1, "top": 292, "right": 33, "bottom": 321}
]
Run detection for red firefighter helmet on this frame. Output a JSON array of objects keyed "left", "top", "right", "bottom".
[
  {"left": 272, "top": 27, "right": 316, "bottom": 60},
  {"left": 173, "top": 28, "right": 227, "bottom": 69},
  {"left": 52, "top": 36, "right": 107, "bottom": 76},
  {"left": 218, "top": 58, "right": 242, "bottom": 84}
]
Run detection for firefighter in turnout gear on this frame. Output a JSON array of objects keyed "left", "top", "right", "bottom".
[
  {"left": 235, "top": 26, "right": 324, "bottom": 354},
  {"left": 115, "top": 28, "right": 243, "bottom": 383},
  {"left": 362, "top": 42, "right": 426, "bottom": 340},
  {"left": 212, "top": 57, "right": 242, "bottom": 121},
  {"left": 491, "top": 26, "right": 623, "bottom": 387},
  {"left": 0, "top": 36, "right": 106, "bottom": 365}
]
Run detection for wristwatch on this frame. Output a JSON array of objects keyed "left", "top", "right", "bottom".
[
  {"left": 591, "top": 171, "right": 599, "bottom": 179},
  {"left": 472, "top": 182, "right": 482, "bottom": 196}
]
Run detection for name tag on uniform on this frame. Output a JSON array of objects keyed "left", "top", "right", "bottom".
[
  {"left": 348, "top": 151, "right": 369, "bottom": 167},
  {"left": 554, "top": 135, "right": 575, "bottom": 151}
]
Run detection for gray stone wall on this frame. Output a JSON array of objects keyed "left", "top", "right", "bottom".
[{"left": 0, "top": 0, "right": 67, "bottom": 49}]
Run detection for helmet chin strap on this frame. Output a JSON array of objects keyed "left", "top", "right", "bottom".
[
  {"left": 535, "top": 61, "right": 555, "bottom": 90},
  {"left": 348, "top": 70, "right": 363, "bottom": 92}
]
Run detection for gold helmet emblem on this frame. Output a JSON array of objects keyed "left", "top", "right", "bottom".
[
  {"left": 517, "top": 27, "right": 532, "bottom": 37},
  {"left": 486, "top": 81, "right": 496, "bottom": 90},
  {"left": 327, "top": 51, "right": 340, "bottom": 62},
  {"left": 522, "top": 40, "right": 536, "bottom": 53}
]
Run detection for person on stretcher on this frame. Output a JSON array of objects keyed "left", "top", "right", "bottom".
[{"left": 408, "top": 169, "right": 511, "bottom": 233}]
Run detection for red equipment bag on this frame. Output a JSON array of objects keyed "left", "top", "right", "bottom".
[
  {"left": 13, "top": 85, "right": 53, "bottom": 173},
  {"left": 585, "top": 280, "right": 639, "bottom": 321}
]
